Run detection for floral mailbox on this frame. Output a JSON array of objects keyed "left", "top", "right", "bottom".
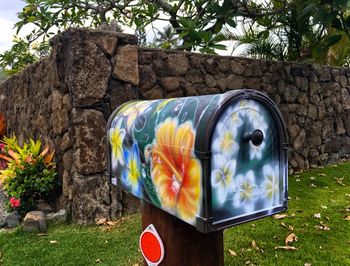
[{"left": 107, "top": 90, "right": 288, "bottom": 233}]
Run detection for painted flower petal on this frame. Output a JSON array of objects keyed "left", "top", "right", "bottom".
[
  {"left": 152, "top": 118, "right": 201, "bottom": 224},
  {"left": 109, "top": 120, "right": 126, "bottom": 167}
]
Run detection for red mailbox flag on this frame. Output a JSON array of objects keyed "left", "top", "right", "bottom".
[{"left": 139, "top": 224, "right": 165, "bottom": 266}]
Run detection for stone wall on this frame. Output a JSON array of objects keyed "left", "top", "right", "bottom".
[
  {"left": 0, "top": 28, "right": 349, "bottom": 224},
  {"left": 138, "top": 49, "right": 350, "bottom": 171}
]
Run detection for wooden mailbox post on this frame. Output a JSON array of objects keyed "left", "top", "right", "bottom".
[{"left": 107, "top": 90, "right": 288, "bottom": 265}]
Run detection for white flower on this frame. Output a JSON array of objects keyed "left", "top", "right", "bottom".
[
  {"left": 224, "top": 107, "right": 243, "bottom": 130},
  {"left": 262, "top": 165, "right": 280, "bottom": 206},
  {"left": 211, "top": 154, "right": 237, "bottom": 205},
  {"left": 212, "top": 123, "right": 239, "bottom": 156},
  {"left": 233, "top": 171, "right": 258, "bottom": 213},
  {"left": 232, "top": 99, "right": 250, "bottom": 115},
  {"left": 249, "top": 141, "right": 266, "bottom": 160}
]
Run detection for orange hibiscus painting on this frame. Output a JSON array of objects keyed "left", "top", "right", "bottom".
[{"left": 151, "top": 118, "right": 202, "bottom": 224}]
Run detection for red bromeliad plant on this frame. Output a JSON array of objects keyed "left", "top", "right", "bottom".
[{"left": 0, "top": 136, "right": 57, "bottom": 213}]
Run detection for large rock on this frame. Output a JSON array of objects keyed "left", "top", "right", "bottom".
[
  {"left": 159, "top": 77, "right": 180, "bottom": 92},
  {"left": 46, "top": 209, "right": 67, "bottom": 225},
  {"left": 4, "top": 211, "right": 21, "bottom": 228},
  {"left": 23, "top": 211, "right": 47, "bottom": 232},
  {"left": 143, "top": 85, "right": 164, "bottom": 100},
  {"left": 165, "top": 53, "right": 189, "bottom": 76},
  {"left": 62, "top": 31, "right": 111, "bottom": 106},
  {"left": 113, "top": 44, "right": 139, "bottom": 86},
  {"left": 52, "top": 91, "right": 71, "bottom": 135},
  {"left": 139, "top": 65, "right": 157, "bottom": 91},
  {"left": 226, "top": 74, "right": 243, "bottom": 90},
  {"left": 293, "top": 129, "right": 306, "bottom": 150},
  {"left": 36, "top": 201, "right": 53, "bottom": 213},
  {"left": 72, "top": 174, "right": 110, "bottom": 224},
  {"left": 72, "top": 109, "right": 107, "bottom": 175}
]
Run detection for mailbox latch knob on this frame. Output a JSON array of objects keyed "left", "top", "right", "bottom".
[{"left": 244, "top": 129, "right": 264, "bottom": 146}]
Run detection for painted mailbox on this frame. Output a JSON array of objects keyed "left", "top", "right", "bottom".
[{"left": 107, "top": 90, "right": 288, "bottom": 233}]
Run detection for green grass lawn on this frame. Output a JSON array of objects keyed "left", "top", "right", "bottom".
[{"left": 0, "top": 162, "right": 349, "bottom": 266}]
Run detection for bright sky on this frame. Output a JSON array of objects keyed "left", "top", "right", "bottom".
[{"left": 0, "top": 0, "right": 27, "bottom": 53}]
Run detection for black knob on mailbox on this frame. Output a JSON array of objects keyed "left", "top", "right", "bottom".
[{"left": 244, "top": 129, "right": 264, "bottom": 146}]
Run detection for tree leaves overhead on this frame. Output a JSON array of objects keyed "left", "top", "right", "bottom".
[{"left": 2, "top": 0, "right": 350, "bottom": 74}]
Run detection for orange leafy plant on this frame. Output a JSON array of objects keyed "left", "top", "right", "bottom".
[
  {"left": 0, "top": 136, "right": 57, "bottom": 213},
  {"left": 151, "top": 118, "right": 202, "bottom": 224}
]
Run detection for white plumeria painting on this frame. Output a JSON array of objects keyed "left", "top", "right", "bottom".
[{"left": 211, "top": 99, "right": 284, "bottom": 220}]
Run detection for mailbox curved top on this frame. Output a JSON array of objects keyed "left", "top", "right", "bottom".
[{"left": 107, "top": 90, "right": 288, "bottom": 233}]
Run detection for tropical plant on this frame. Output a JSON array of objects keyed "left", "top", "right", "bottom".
[
  {"left": 0, "top": 136, "right": 57, "bottom": 214},
  {"left": 154, "top": 25, "right": 179, "bottom": 49},
  {"left": 0, "top": 37, "right": 50, "bottom": 75},
  {"left": 231, "top": 0, "right": 350, "bottom": 64},
  {"left": 3, "top": 0, "right": 350, "bottom": 73},
  {"left": 1, "top": 0, "right": 286, "bottom": 73}
]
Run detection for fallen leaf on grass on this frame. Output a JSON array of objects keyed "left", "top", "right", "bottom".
[
  {"left": 334, "top": 177, "right": 345, "bottom": 186},
  {"left": 252, "top": 240, "right": 259, "bottom": 250},
  {"left": 37, "top": 233, "right": 48, "bottom": 237},
  {"left": 304, "top": 263, "right": 312, "bottom": 266},
  {"left": 96, "top": 218, "right": 121, "bottom": 228},
  {"left": 285, "top": 233, "right": 298, "bottom": 246},
  {"left": 288, "top": 226, "right": 294, "bottom": 231},
  {"left": 318, "top": 173, "right": 327, "bottom": 176},
  {"left": 132, "top": 264, "right": 139, "bottom": 266},
  {"left": 341, "top": 207, "right": 350, "bottom": 213},
  {"left": 310, "top": 176, "right": 316, "bottom": 180},
  {"left": 228, "top": 249, "right": 237, "bottom": 257},
  {"left": 95, "top": 218, "right": 107, "bottom": 226},
  {"left": 95, "top": 259, "right": 102, "bottom": 263},
  {"left": 315, "top": 222, "right": 330, "bottom": 231},
  {"left": 274, "top": 246, "right": 298, "bottom": 251},
  {"left": 273, "top": 214, "right": 287, "bottom": 220},
  {"left": 321, "top": 205, "right": 327, "bottom": 209},
  {"left": 106, "top": 220, "right": 120, "bottom": 226},
  {"left": 345, "top": 216, "right": 350, "bottom": 221},
  {"left": 310, "top": 183, "right": 317, "bottom": 188},
  {"left": 281, "top": 222, "right": 287, "bottom": 228},
  {"left": 49, "top": 240, "right": 58, "bottom": 244}
]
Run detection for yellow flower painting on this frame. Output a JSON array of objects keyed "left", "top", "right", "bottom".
[{"left": 109, "top": 119, "right": 126, "bottom": 167}]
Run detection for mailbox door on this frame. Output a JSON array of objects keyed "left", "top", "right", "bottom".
[{"left": 209, "top": 96, "right": 287, "bottom": 230}]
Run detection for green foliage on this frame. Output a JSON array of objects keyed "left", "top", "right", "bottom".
[
  {"left": 0, "top": 37, "right": 49, "bottom": 75},
  {"left": 0, "top": 0, "right": 285, "bottom": 73},
  {"left": 0, "top": 136, "right": 57, "bottom": 214},
  {"left": 229, "top": 0, "right": 350, "bottom": 65},
  {"left": 2, "top": 0, "right": 350, "bottom": 72}
]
